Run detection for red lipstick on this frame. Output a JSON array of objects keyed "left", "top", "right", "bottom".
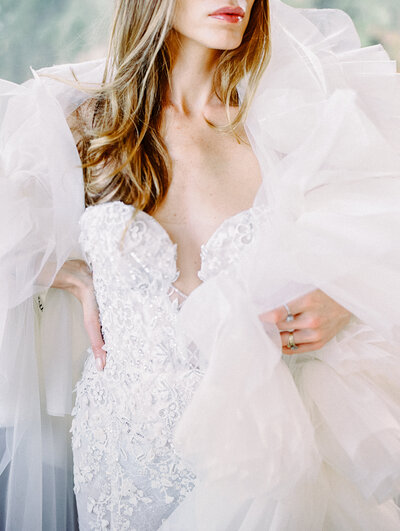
[{"left": 209, "top": 6, "right": 245, "bottom": 23}]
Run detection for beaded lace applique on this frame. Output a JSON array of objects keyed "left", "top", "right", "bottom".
[{"left": 71, "top": 201, "right": 264, "bottom": 530}]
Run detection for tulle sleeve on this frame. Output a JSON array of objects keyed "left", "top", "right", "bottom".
[
  {"left": 162, "top": 2, "right": 400, "bottom": 529},
  {"left": 243, "top": 0, "right": 400, "bottom": 340},
  {"left": 0, "top": 59, "right": 104, "bottom": 530}
]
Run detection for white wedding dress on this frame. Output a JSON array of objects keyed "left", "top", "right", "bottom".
[
  {"left": 72, "top": 199, "right": 400, "bottom": 531},
  {"left": 71, "top": 202, "right": 266, "bottom": 529},
  {"left": 1, "top": 1, "right": 400, "bottom": 529}
]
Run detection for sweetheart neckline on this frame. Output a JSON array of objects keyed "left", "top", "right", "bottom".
[
  {"left": 126, "top": 202, "right": 255, "bottom": 250},
  {"left": 83, "top": 200, "right": 258, "bottom": 252},
  {"left": 81, "top": 200, "right": 260, "bottom": 299}
]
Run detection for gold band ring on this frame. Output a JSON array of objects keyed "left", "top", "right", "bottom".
[{"left": 287, "top": 332, "right": 298, "bottom": 350}]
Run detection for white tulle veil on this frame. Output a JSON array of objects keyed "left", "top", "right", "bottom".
[{"left": 1, "top": 0, "right": 400, "bottom": 529}]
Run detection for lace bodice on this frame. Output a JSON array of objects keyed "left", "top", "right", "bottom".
[{"left": 71, "top": 201, "right": 265, "bottom": 530}]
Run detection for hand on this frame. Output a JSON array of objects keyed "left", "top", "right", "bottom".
[
  {"left": 51, "top": 260, "right": 106, "bottom": 371},
  {"left": 259, "top": 289, "right": 352, "bottom": 354}
]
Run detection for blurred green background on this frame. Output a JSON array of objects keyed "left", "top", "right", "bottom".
[
  {"left": 0, "top": 0, "right": 112, "bottom": 82},
  {"left": 288, "top": 0, "right": 400, "bottom": 65},
  {"left": 0, "top": 0, "right": 399, "bottom": 83}
]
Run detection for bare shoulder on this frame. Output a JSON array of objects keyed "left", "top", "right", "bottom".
[{"left": 66, "top": 97, "right": 97, "bottom": 146}]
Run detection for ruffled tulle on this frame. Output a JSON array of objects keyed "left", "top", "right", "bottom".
[
  {"left": 161, "top": 1, "right": 400, "bottom": 529},
  {"left": 160, "top": 285, "right": 400, "bottom": 530},
  {"left": 0, "top": 60, "right": 105, "bottom": 530},
  {"left": 1, "top": 0, "right": 400, "bottom": 529}
]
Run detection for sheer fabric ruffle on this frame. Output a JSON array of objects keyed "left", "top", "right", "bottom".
[
  {"left": 161, "top": 1, "right": 400, "bottom": 529},
  {"left": 0, "top": 60, "right": 105, "bottom": 530},
  {"left": 1, "top": 0, "right": 400, "bottom": 529}
]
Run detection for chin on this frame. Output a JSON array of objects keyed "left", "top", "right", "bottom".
[
  {"left": 203, "top": 32, "right": 244, "bottom": 51},
  {"left": 214, "top": 40, "right": 243, "bottom": 51}
]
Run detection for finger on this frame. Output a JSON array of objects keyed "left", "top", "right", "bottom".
[
  {"left": 84, "top": 313, "right": 106, "bottom": 371},
  {"left": 259, "top": 295, "right": 313, "bottom": 325},
  {"left": 259, "top": 305, "right": 298, "bottom": 325},
  {"left": 82, "top": 298, "right": 106, "bottom": 371},
  {"left": 280, "top": 329, "right": 321, "bottom": 348},
  {"left": 280, "top": 290, "right": 318, "bottom": 317},
  {"left": 282, "top": 340, "right": 324, "bottom": 355},
  {"left": 259, "top": 289, "right": 320, "bottom": 326},
  {"left": 276, "top": 311, "right": 323, "bottom": 332}
]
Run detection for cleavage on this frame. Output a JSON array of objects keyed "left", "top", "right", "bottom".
[
  {"left": 121, "top": 202, "right": 257, "bottom": 304},
  {"left": 142, "top": 206, "right": 255, "bottom": 294},
  {"left": 80, "top": 201, "right": 258, "bottom": 310}
]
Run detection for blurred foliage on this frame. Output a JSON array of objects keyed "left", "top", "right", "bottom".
[
  {"left": 0, "top": 0, "right": 112, "bottom": 82},
  {"left": 0, "top": 0, "right": 398, "bottom": 83}
]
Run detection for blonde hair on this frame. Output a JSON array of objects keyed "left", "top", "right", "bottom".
[{"left": 77, "top": 0, "right": 271, "bottom": 213}]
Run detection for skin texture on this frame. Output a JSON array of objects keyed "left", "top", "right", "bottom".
[{"left": 55, "top": 0, "right": 351, "bottom": 370}]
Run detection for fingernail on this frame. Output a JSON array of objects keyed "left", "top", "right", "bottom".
[{"left": 95, "top": 358, "right": 103, "bottom": 372}]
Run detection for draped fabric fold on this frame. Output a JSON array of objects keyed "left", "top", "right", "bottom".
[
  {"left": 162, "top": 1, "right": 400, "bottom": 528},
  {"left": 1, "top": 1, "right": 400, "bottom": 529},
  {"left": 0, "top": 59, "right": 105, "bottom": 530}
]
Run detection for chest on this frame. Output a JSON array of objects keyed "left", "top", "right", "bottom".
[
  {"left": 161, "top": 110, "right": 262, "bottom": 212},
  {"left": 152, "top": 109, "right": 263, "bottom": 294},
  {"left": 165, "top": 113, "right": 258, "bottom": 184}
]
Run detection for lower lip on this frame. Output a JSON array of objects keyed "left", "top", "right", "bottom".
[{"left": 209, "top": 14, "right": 244, "bottom": 23}]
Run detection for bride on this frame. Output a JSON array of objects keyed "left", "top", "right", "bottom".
[{"left": 1, "top": 0, "right": 400, "bottom": 529}]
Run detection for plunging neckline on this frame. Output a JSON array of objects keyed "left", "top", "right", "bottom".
[
  {"left": 81, "top": 200, "right": 261, "bottom": 303},
  {"left": 80, "top": 116, "right": 267, "bottom": 300},
  {"left": 112, "top": 200, "right": 258, "bottom": 300},
  {"left": 129, "top": 202, "right": 255, "bottom": 255}
]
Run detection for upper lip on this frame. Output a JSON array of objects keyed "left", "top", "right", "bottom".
[{"left": 209, "top": 6, "right": 245, "bottom": 17}]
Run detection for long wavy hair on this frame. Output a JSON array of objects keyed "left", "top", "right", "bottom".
[{"left": 77, "top": 0, "right": 271, "bottom": 213}]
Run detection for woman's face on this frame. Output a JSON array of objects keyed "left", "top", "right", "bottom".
[{"left": 173, "top": 1, "right": 256, "bottom": 51}]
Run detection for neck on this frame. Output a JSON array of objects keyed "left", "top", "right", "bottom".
[{"left": 166, "top": 33, "right": 222, "bottom": 116}]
